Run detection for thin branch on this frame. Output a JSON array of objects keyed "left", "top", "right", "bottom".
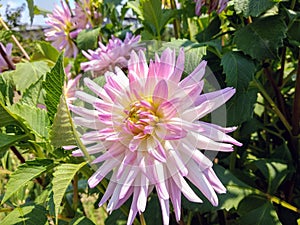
[
  {"left": 0, "top": 17, "right": 30, "bottom": 61},
  {"left": 291, "top": 51, "right": 300, "bottom": 136},
  {"left": 0, "top": 43, "right": 15, "bottom": 70}
]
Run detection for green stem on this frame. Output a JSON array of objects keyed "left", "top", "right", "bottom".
[
  {"left": 187, "top": 211, "right": 193, "bottom": 225},
  {"left": 170, "top": 0, "right": 180, "bottom": 39},
  {"left": 290, "top": 0, "right": 296, "bottom": 10},
  {"left": 291, "top": 51, "right": 300, "bottom": 136},
  {"left": 254, "top": 79, "right": 292, "bottom": 135},
  {"left": 140, "top": 213, "right": 147, "bottom": 225}
]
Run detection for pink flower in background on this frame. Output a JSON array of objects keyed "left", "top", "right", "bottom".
[
  {"left": 72, "top": 0, "right": 101, "bottom": 30},
  {"left": 71, "top": 48, "right": 241, "bottom": 224},
  {"left": 0, "top": 43, "right": 13, "bottom": 72},
  {"left": 80, "top": 33, "right": 141, "bottom": 76},
  {"left": 64, "top": 65, "right": 82, "bottom": 104},
  {"left": 45, "top": 0, "right": 78, "bottom": 57},
  {"left": 195, "top": 0, "right": 229, "bottom": 15}
]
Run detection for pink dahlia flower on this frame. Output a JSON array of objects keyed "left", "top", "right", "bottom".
[
  {"left": 64, "top": 65, "right": 82, "bottom": 104},
  {"left": 195, "top": 0, "right": 229, "bottom": 15},
  {"left": 45, "top": 0, "right": 78, "bottom": 57},
  {"left": 80, "top": 33, "right": 141, "bottom": 76},
  {"left": 71, "top": 48, "right": 242, "bottom": 224},
  {"left": 0, "top": 43, "right": 13, "bottom": 72},
  {"left": 72, "top": 0, "right": 101, "bottom": 30}
]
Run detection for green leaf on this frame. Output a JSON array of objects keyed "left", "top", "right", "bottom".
[
  {"left": 77, "top": 28, "right": 101, "bottom": 51},
  {"left": 13, "top": 61, "right": 50, "bottom": 92},
  {"left": 238, "top": 201, "right": 282, "bottom": 225},
  {"left": 1, "top": 204, "right": 48, "bottom": 225},
  {"left": 0, "top": 71, "right": 14, "bottom": 105},
  {"left": 227, "top": 86, "right": 258, "bottom": 126},
  {"left": 182, "top": 164, "right": 257, "bottom": 213},
  {"left": 50, "top": 95, "right": 77, "bottom": 147},
  {"left": 234, "top": 16, "right": 286, "bottom": 60},
  {"left": 32, "top": 41, "right": 60, "bottom": 64},
  {"left": 249, "top": 159, "right": 290, "bottom": 194},
  {"left": 2, "top": 159, "right": 54, "bottom": 204},
  {"left": 234, "top": 0, "right": 277, "bottom": 17},
  {"left": 143, "top": 195, "right": 162, "bottom": 225},
  {"left": 19, "top": 76, "right": 44, "bottom": 106},
  {"left": 9, "top": 103, "right": 49, "bottom": 139},
  {"left": 0, "top": 101, "right": 21, "bottom": 128},
  {"left": 43, "top": 53, "right": 65, "bottom": 123},
  {"left": 26, "top": 0, "right": 34, "bottom": 25},
  {"left": 196, "top": 16, "right": 221, "bottom": 42},
  {"left": 159, "top": 39, "right": 207, "bottom": 74},
  {"left": 70, "top": 216, "right": 96, "bottom": 225},
  {"left": 52, "top": 162, "right": 87, "bottom": 223},
  {"left": 0, "top": 133, "right": 28, "bottom": 152},
  {"left": 221, "top": 51, "right": 256, "bottom": 92},
  {"left": 141, "top": 0, "right": 175, "bottom": 38},
  {"left": 33, "top": 5, "right": 51, "bottom": 17}
]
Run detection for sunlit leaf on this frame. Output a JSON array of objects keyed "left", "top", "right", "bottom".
[
  {"left": 1, "top": 204, "right": 48, "bottom": 225},
  {"left": 43, "top": 53, "right": 65, "bottom": 123},
  {"left": 13, "top": 61, "right": 50, "bottom": 92},
  {"left": 0, "top": 133, "right": 28, "bottom": 153},
  {"left": 77, "top": 28, "right": 100, "bottom": 51},
  {"left": 52, "top": 162, "right": 86, "bottom": 223},
  {"left": 1, "top": 159, "right": 54, "bottom": 204},
  {"left": 50, "top": 95, "right": 77, "bottom": 147},
  {"left": 234, "top": 16, "right": 286, "bottom": 60},
  {"left": 9, "top": 103, "right": 49, "bottom": 139},
  {"left": 234, "top": 0, "right": 277, "bottom": 17}
]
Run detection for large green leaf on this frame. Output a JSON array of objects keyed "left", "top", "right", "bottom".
[
  {"left": 52, "top": 162, "right": 86, "bottom": 222},
  {"left": 43, "top": 53, "right": 65, "bottom": 123},
  {"left": 1, "top": 159, "right": 54, "bottom": 204},
  {"left": 0, "top": 71, "right": 14, "bottom": 105},
  {"left": 238, "top": 201, "right": 282, "bottom": 225},
  {"left": 159, "top": 39, "right": 207, "bottom": 75},
  {"left": 13, "top": 61, "right": 50, "bottom": 92},
  {"left": 32, "top": 41, "right": 60, "bottom": 65},
  {"left": 0, "top": 133, "right": 28, "bottom": 152},
  {"left": 196, "top": 16, "right": 221, "bottom": 42},
  {"left": 227, "top": 86, "right": 258, "bottom": 126},
  {"left": 234, "top": 0, "right": 277, "bottom": 17},
  {"left": 1, "top": 204, "right": 48, "bottom": 225},
  {"left": 77, "top": 28, "right": 100, "bottom": 51},
  {"left": 9, "top": 103, "right": 49, "bottom": 139},
  {"left": 0, "top": 101, "right": 21, "bottom": 128},
  {"left": 140, "top": 0, "right": 176, "bottom": 38},
  {"left": 234, "top": 16, "right": 286, "bottom": 60},
  {"left": 19, "top": 76, "right": 44, "bottom": 106},
  {"left": 182, "top": 164, "right": 257, "bottom": 213},
  {"left": 70, "top": 216, "right": 96, "bottom": 225},
  {"left": 50, "top": 95, "right": 77, "bottom": 147},
  {"left": 249, "top": 159, "right": 290, "bottom": 194},
  {"left": 221, "top": 51, "right": 256, "bottom": 92}
]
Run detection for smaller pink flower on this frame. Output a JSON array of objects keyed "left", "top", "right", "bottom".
[
  {"left": 0, "top": 43, "right": 13, "bottom": 72},
  {"left": 45, "top": 0, "right": 78, "bottom": 57},
  {"left": 72, "top": 0, "right": 101, "bottom": 31},
  {"left": 195, "top": 0, "right": 229, "bottom": 15},
  {"left": 64, "top": 64, "right": 82, "bottom": 104},
  {"left": 80, "top": 33, "right": 141, "bottom": 76}
]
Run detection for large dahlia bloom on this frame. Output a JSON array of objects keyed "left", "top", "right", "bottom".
[
  {"left": 195, "top": 0, "right": 229, "bottom": 15},
  {"left": 80, "top": 33, "right": 141, "bottom": 76},
  {"left": 71, "top": 48, "right": 241, "bottom": 224},
  {"left": 45, "top": 0, "right": 78, "bottom": 57}
]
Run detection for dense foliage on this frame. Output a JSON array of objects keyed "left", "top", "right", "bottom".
[{"left": 0, "top": 0, "right": 300, "bottom": 224}]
